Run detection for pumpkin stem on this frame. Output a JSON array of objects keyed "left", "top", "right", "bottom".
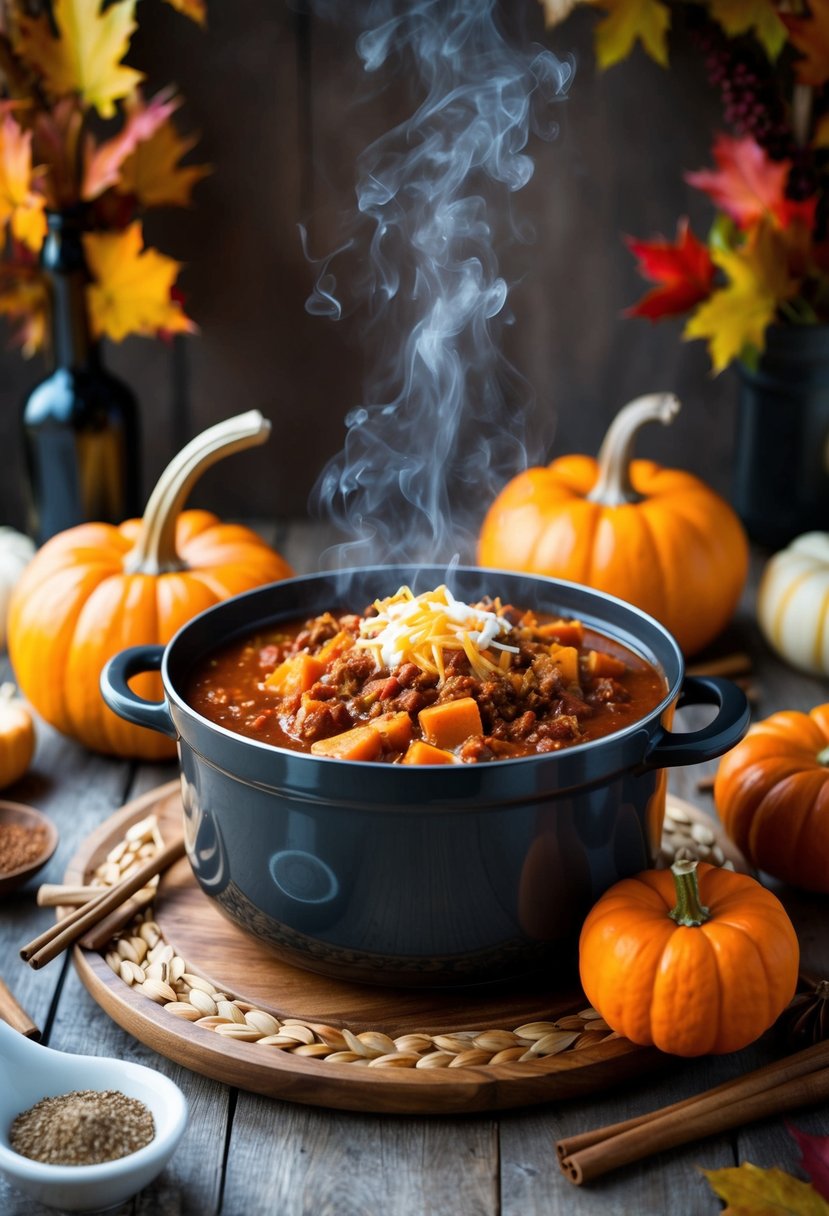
[
  {"left": 817, "top": 746, "right": 829, "bottom": 767},
  {"left": 123, "top": 411, "right": 271, "bottom": 576},
  {"left": 587, "top": 394, "right": 681, "bottom": 507},
  {"left": 668, "top": 858, "right": 711, "bottom": 927}
]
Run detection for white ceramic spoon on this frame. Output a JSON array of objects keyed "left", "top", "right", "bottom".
[{"left": 0, "top": 1017, "right": 187, "bottom": 1212}]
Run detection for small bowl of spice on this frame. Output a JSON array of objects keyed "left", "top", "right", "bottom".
[
  {"left": 0, "top": 802, "right": 58, "bottom": 897},
  {"left": 0, "top": 1019, "right": 187, "bottom": 1211}
]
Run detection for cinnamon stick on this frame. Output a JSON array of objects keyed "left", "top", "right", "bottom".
[
  {"left": 686, "top": 652, "right": 752, "bottom": 679},
  {"left": 557, "top": 1040, "right": 829, "bottom": 1185},
  {"left": 20, "top": 835, "right": 185, "bottom": 969},
  {"left": 37, "top": 882, "right": 157, "bottom": 908},
  {"left": 0, "top": 976, "right": 40, "bottom": 1040}
]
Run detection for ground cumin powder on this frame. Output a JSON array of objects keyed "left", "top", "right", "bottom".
[{"left": 10, "top": 1090, "right": 154, "bottom": 1165}]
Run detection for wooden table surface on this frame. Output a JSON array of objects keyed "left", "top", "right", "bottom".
[{"left": 1, "top": 522, "right": 827, "bottom": 1216}]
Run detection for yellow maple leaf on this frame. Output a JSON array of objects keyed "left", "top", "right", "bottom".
[
  {"left": 593, "top": 0, "right": 670, "bottom": 68},
  {"left": 83, "top": 222, "right": 195, "bottom": 342},
  {"left": 0, "top": 114, "right": 46, "bottom": 251},
  {"left": 16, "top": 0, "right": 143, "bottom": 120},
  {"left": 161, "top": 0, "right": 207, "bottom": 25},
  {"left": 707, "top": 0, "right": 787, "bottom": 59},
  {"left": 815, "top": 114, "right": 829, "bottom": 150},
  {"left": 683, "top": 222, "right": 795, "bottom": 373},
  {"left": 117, "top": 118, "right": 210, "bottom": 208},
  {"left": 701, "top": 1162, "right": 829, "bottom": 1215}
]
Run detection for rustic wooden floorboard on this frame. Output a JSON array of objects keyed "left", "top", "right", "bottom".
[{"left": 222, "top": 1099, "right": 499, "bottom": 1216}]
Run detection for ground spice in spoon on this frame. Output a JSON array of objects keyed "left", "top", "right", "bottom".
[
  {"left": 9, "top": 1090, "right": 154, "bottom": 1165},
  {"left": 0, "top": 822, "right": 48, "bottom": 873}
]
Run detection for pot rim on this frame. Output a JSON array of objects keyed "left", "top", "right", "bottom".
[{"left": 160, "top": 563, "right": 683, "bottom": 772}]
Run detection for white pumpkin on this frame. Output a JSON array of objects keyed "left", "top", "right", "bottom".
[
  {"left": 0, "top": 528, "right": 35, "bottom": 650},
  {"left": 757, "top": 532, "right": 829, "bottom": 675}
]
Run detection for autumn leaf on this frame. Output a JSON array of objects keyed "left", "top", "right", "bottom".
[
  {"left": 815, "top": 114, "right": 829, "bottom": 150},
  {"left": 782, "top": 5, "right": 829, "bottom": 88},
  {"left": 83, "top": 222, "right": 195, "bottom": 342},
  {"left": 16, "top": 0, "right": 143, "bottom": 120},
  {"left": 0, "top": 269, "right": 48, "bottom": 356},
  {"left": 82, "top": 89, "right": 180, "bottom": 201},
  {"left": 161, "top": 0, "right": 207, "bottom": 25},
  {"left": 538, "top": 0, "right": 595, "bottom": 27},
  {"left": 683, "top": 221, "right": 795, "bottom": 372},
  {"left": 625, "top": 218, "right": 715, "bottom": 319},
  {"left": 789, "top": 1126, "right": 829, "bottom": 1203},
  {"left": 685, "top": 134, "right": 815, "bottom": 231},
  {"left": 117, "top": 117, "right": 209, "bottom": 208},
  {"left": 593, "top": 0, "right": 670, "bottom": 69},
  {"left": 0, "top": 113, "right": 46, "bottom": 252},
  {"left": 707, "top": 0, "right": 787, "bottom": 60},
  {"left": 701, "top": 1162, "right": 829, "bottom": 1214}
]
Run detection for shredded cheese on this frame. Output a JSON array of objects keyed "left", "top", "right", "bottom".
[{"left": 356, "top": 585, "right": 519, "bottom": 680}]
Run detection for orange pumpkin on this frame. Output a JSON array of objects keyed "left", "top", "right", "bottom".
[
  {"left": 8, "top": 411, "right": 293, "bottom": 760},
  {"left": 579, "top": 859, "right": 799, "bottom": 1056},
  {"left": 478, "top": 394, "right": 749, "bottom": 656},
  {"left": 714, "top": 704, "right": 829, "bottom": 894}
]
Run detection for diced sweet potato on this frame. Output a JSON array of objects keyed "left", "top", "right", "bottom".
[
  {"left": 586, "top": 649, "right": 627, "bottom": 678},
  {"left": 402, "top": 740, "right": 456, "bottom": 765},
  {"left": 418, "top": 696, "right": 483, "bottom": 750},
  {"left": 265, "top": 653, "right": 325, "bottom": 696},
  {"left": 537, "top": 619, "right": 584, "bottom": 647},
  {"left": 310, "top": 725, "right": 382, "bottom": 761},
  {"left": 315, "top": 630, "right": 354, "bottom": 664},
  {"left": 549, "top": 644, "right": 580, "bottom": 686},
  {"left": 370, "top": 711, "right": 413, "bottom": 753}
]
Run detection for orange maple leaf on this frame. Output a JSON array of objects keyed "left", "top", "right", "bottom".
[
  {"left": 117, "top": 117, "right": 209, "bottom": 208},
  {"left": 16, "top": 0, "right": 143, "bottom": 120},
  {"left": 0, "top": 113, "right": 46, "bottom": 252},
  {"left": 83, "top": 221, "right": 195, "bottom": 342},
  {"left": 0, "top": 268, "right": 48, "bottom": 355},
  {"left": 686, "top": 133, "right": 816, "bottom": 231},
  {"left": 82, "top": 88, "right": 180, "bottom": 201},
  {"left": 161, "top": 0, "right": 207, "bottom": 25},
  {"left": 783, "top": 5, "right": 829, "bottom": 88}
]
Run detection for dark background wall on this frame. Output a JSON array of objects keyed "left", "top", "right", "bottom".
[{"left": 0, "top": 0, "right": 736, "bottom": 534}]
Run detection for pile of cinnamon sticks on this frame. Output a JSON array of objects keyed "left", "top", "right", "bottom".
[{"left": 557, "top": 1038, "right": 829, "bottom": 1185}]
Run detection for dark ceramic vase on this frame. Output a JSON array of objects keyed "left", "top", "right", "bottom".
[
  {"left": 734, "top": 325, "right": 829, "bottom": 548},
  {"left": 21, "top": 210, "right": 140, "bottom": 543}
]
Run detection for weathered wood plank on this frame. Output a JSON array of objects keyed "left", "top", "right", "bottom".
[{"left": 222, "top": 1099, "right": 499, "bottom": 1216}]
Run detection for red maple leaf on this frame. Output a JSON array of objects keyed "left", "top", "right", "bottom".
[
  {"left": 624, "top": 219, "right": 715, "bottom": 320},
  {"left": 685, "top": 134, "right": 817, "bottom": 232},
  {"left": 787, "top": 1123, "right": 829, "bottom": 1202}
]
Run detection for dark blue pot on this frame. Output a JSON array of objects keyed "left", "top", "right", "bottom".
[
  {"left": 734, "top": 325, "right": 829, "bottom": 548},
  {"left": 100, "top": 566, "right": 749, "bottom": 988}
]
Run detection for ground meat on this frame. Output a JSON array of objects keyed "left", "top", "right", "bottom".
[
  {"left": 508, "top": 711, "right": 537, "bottom": 741},
  {"left": 586, "top": 678, "right": 631, "bottom": 705},
  {"left": 330, "top": 650, "right": 378, "bottom": 696},
  {"left": 436, "top": 674, "right": 479, "bottom": 703},
  {"left": 293, "top": 613, "right": 340, "bottom": 651},
  {"left": 458, "top": 735, "right": 494, "bottom": 763},
  {"left": 294, "top": 700, "right": 352, "bottom": 742}
]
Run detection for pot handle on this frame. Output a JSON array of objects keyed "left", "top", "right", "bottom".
[
  {"left": 100, "top": 645, "right": 177, "bottom": 740},
  {"left": 642, "top": 675, "right": 750, "bottom": 769}
]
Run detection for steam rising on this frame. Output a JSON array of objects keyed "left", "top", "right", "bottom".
[{"left": 307, "top": 0, "right": 571, "bottom": 566}]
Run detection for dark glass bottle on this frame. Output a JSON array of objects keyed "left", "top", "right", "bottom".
[{"left": 22, "top": 211, "right": 140, "bottom": 543}]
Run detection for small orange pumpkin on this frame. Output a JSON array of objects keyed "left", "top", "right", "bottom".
[
  {"left": 0, "top": 683, "right": 35, "bottom": 789},
  {"left": 714, "top": 703, "right": 829, "bottom": 894},
  {"left": 478, "top": 394, "right": 749, "bottom": 656},
  {"left": 8, "top": 411, "right": 293, "bottom": 760},
  {"left": 579, "top": 859, "right": 799, "bottom": 1056}
]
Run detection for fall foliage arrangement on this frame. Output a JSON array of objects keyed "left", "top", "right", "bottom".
[
  {"left": 0, "top": 0, "right": 209, "bottom": 352},
  {"left": 543, "top": 0, "right": 829, "bottom": 372}
]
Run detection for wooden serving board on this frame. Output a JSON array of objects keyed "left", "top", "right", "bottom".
[{"left": 63, "top": 782, "right": 735, "bottom": 1115}]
